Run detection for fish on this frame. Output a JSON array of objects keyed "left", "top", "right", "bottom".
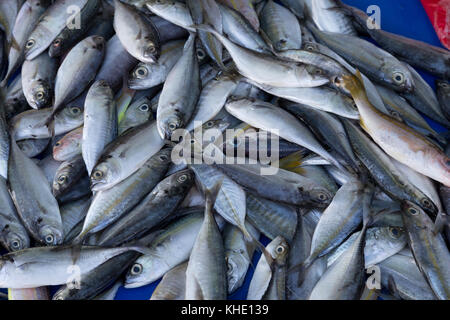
[
  {"left": 216, "top": 162, "right": 334, "bottom": 207},
  {"left": 124, "top": 208, "right": 225, "bottom": 288},
  {"left": 50, "top": 35, "right": 105, "bottom": 119},
  {"left": 378, "top": 253, "right": 437, "bottom": 300},
  {"left": 339, "top": 72, "right": 450, "bottom": 187},
  {"left": 21, "top": 52, "right": 57, "bottom": 109},
  {"left": 344, "top": 120, "right": 438, "bottom": 216},
  {"left": 187, "top": 0, "right": 224, "bottom": 68},
  {"left": 225, "top": 97, "right": 344, "bottom": 170},
  {"left": 97, "top": 169, "right": 194, "bottom": 246},
  {"left": 145, "top": 0, "right": 195, "bottom": 32},
  {"left": 194, "top": 24, "right": 329, "bottom": 88},
  {"left": 0, "top": 176, "right": 30, "bottom": 252},
  {"left": 217, "top": 0, "right": 260, "bottom": 31},
  {"left": 1, "top": 0, "right": 51, "bottom": 86},
  {"left": 340, "top": 2, "right": 450, "bottom": 79},
  {"left": 217, "top": 2, "right": 270, "bottom": 54},
  {"left": 53, "top": 127, "right": 83, "bottom": 162},
  {"left": 185, "top": 181, "right": 227, "bottom": 300},
  {"left": 436, "top": 80, "right": 450, "bottom": 120},
  {"left": 74, "top": 148, "right": 172, "bottom": 242},
  {"left": 150, "top": 262, "right": 188, "bottom": 300},
  {"left": 82, "top": 80, "right": 117, "bottom": 175},
  {"left": 128, "top": 39, "right": 185, "bottom": 90},
  {"left": 247, "top": 236, "right": 289, "bottom": 300},
  {"left": 0, "top": 87, "right": 9, "bottom": 179},
  {"left": 113, "top": 0, "right": 161, "bottom": 64},
  {"left": 11, "top": 105, "right": 84, "bottom": 141},
  {"left": 0, "top": 245, "right": 147, "bottom": 288},
  {"left": 157, "top": 34, "right": 200, "bottom": 140},
  {"left": 24, "top": 0, "right": 91, "bottom": 60},
  {"left": 260, "top": 0, "right": 302, "bottom": 52},
  {"left": 89, "top": 120, "right": 165, "bottom": 192},
  {"left": 52, "top": 155, "right": 87, "bottom": 198},
  {"left": 60, "top": 196, "right": 91, "bottom": 243},
  {"left": 308, "top": 22, "right": 414, "bottom": 92},
  {"left": 48, "top": 0, "right": 102, "bottom": 58},
  {"left": 327, "top": 226, "right": 406, "bottom": 268},
  {"left": 8, "top": 138, "right": 63, "bottom": 245},
  {"left": 401, "top": 201, "right": 450, "bottom": 300},
  {"left": 118, "top": 91, "right": 157, "bottom": 135}
]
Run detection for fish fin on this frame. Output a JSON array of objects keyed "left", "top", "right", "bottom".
[
  {"left": 277, "top": 151, "right": 305, "bottom": 175},
  {"left": 190, "top": 23, "right": 218, "bottom": 36},
  {"left": 117, "top": 76, "right": 136, "bottom": 124},
  {"left": 387, "top": 275, "right": 402, "bottom": 299}
]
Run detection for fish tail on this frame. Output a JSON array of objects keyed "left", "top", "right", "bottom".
[{"left": 277, "top": 150, "right": 305, "bottom": 175}]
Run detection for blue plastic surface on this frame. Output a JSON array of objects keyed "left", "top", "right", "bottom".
[{"left": 114, "top": 0, "right": 448, "bottom": 300}]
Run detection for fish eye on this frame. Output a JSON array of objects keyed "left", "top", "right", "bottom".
[
  {"left": 35, "top": 91, "right": 44, "bottom": 100},
  {"left": 70, "top": 107, "right": 82, "bottom": 115},
  {"left": 57, "top": 175, "right": 67, "bottom": 184},
  {"left": 146, "top": 44, "right": 156, "bottom": 54},
  {"left": 392, "top": 72, "right": 405, "bottom": 84},
  {"left": 389, "top": 227, "right": 401, "bottom": 239},
  {"left": 408, "top": 207, "right": 419, "bottom": 215},
  {"left": 44, "top": 234, "right": 54, "bottom": 244},
  {"left": 314, "top": 68, "right": 323, "bottom": 75},
  {"left": 159, "top": 154, "right": 168, "bottom": 161},
  {"left": 316, "top": 192, "right": 329, "bottom": 202},
  {"left": 26, "top": 39, "right": 35, "bottom": 49},
  {"left": 276, "top": 245, "right": 285, "bottom": 254},
  {"left": 53, "top": 39, "right": 61, "bottom": 46},
  {"left": 177, "top": 174, "right": 187, "bottom": 182},
  {"left": 130, "top": 263, "right": 143, "bottom": 275},
  {"left": 205, "top": 121, "right": 214, "bottom": 128},
  {"left": 10, "top": 240, "right": 21, "bottom": 250},
  {"left": 92, "top": 170, "right": 104, "bottom": 179},
  {"left": 134, "top": 66, "right": 148, "bottom": 78},
  {"left": 139, "top": 104, "right": 149, "bottom": 112},
  {"left": 168, "top": 122, "right": 177, "bottom": 131},
  {"left": 440, "top": 82, "right": 449, "bottom": 88},
  {"left": 196, "top": 49, "right": 205, "bottom": 59},
  {"left": 421, "top": 199, "right": 432, "bottom": 208},
  {"left": 305, "top": 44, "right": 315, "bottom": 51},
  {"left": 55, "top": 142, "right": 61, "bottom": 147}
]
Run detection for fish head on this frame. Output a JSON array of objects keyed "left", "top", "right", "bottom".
[
  {"left": 400, "top": 200, "right": 429, "bottom": 227},
  {"left": 24, "top": 36, "right": 40, "bottom": 60},
  {"left": 158, "top": 113, "right": 184, "bottom": 140},
  {"left": 170, "top": 169, "right": 195, "bottom": 194},
  {"left": 308, "top": 187, "right": 333, "bottom": 207},
  {"left": 87, "top": 36, "right": 106, "bottom": 53},
  {"left": 302, "top": 64, "right": 330, "bottom": 86},
  {"left": 52, "top": 171, "right": 71, "bottom": 197},
  {"left": 141, "top": 40, "right": 160, "bottom": 64},
  {"left": 60, "top": 104, "right": 85, "bottom": 122},
  {"left": 29, "top": 80, "right": 52, "bottom": 109},
  {"left": 49, "top": 37, "right": 64, "bottom": 58},
  {"left": 4, "top": 231, "right": 30, "bottom": 252},
  {"left": 226, "top": 252, "right": 248, "bottom": 294},
  {"left": 129, "top": 63, "right": 151, "bottom": 84},
  {"left": 90, "top": 160, "right": 120, "bottom": 192},
  {"left": 268, "top": 236, "right": 289, "bottom": 263},
  {"left": 124, "top": 257, "right": 157, "bottom": 288},
  {"left": 384, "top": 65, "right": 414, "bottom": 92},
  {"left": 39, "top": 225, "right": 63, "bottom": 246}
]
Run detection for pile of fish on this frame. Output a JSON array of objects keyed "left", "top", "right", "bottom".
[{"left": 0, "top": 0, "right": 449, "bottom": 300}]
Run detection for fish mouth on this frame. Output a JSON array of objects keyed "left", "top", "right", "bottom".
[{"left": 123, "top": 279, "right": 145, "bottom": 289}]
